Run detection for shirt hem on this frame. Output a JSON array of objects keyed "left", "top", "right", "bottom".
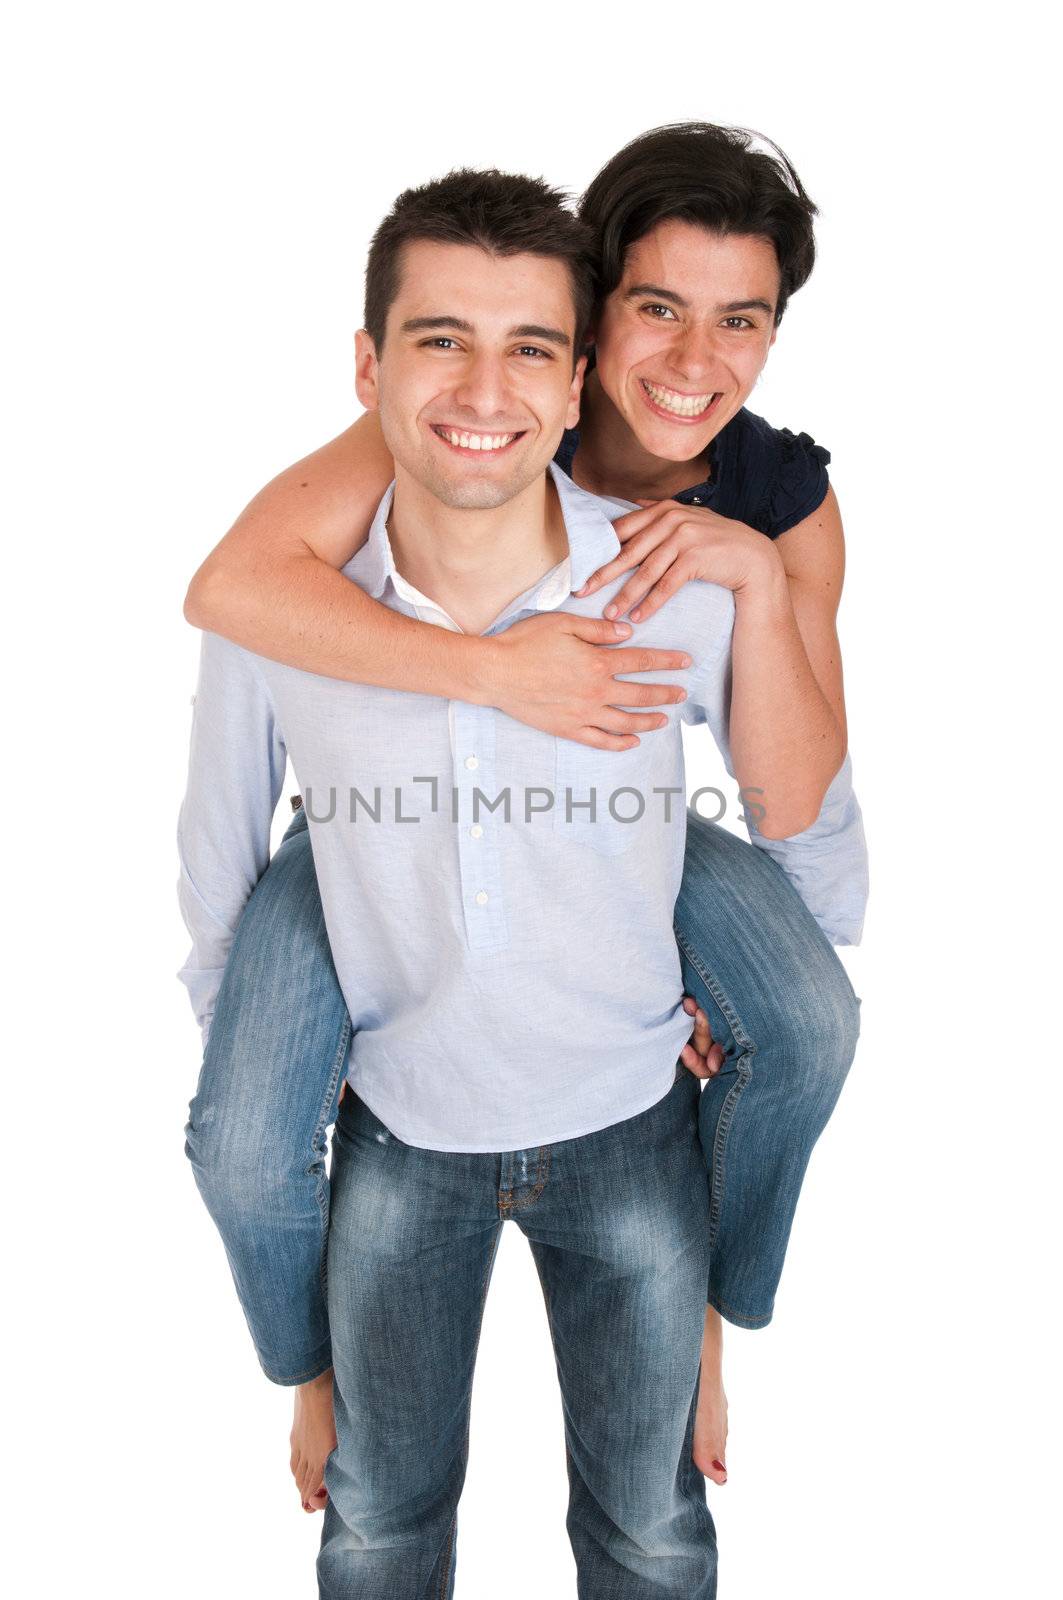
[{"left": 347, "top": 1057, "right": 681, "bottom": 1154}]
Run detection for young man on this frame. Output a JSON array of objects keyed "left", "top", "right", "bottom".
[{"left": 177, "top": 169, "right": 860, "bottom": 1595}]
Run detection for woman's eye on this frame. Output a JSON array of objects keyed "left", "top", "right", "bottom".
[{"left": 643, "top": 303, "right": 678, "bottom": 320}]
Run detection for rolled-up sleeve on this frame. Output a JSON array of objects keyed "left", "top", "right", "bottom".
[
  {"left": 176, "top": 632, "right": 287, "bottom": 1047},
  {"left": 684, "top": 650, "right": 869, "bottom": 946}
]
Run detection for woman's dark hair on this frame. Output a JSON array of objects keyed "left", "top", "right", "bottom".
[
  {"left": 364, "top": 168, "right": 595, "bottom": 362},
  {"left": 579, "top": 123, "right": 818, "bottom": 323}
]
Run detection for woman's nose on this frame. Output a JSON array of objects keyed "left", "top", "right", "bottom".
[{"left": 668, "top": 328, "right": 719, "bottom": 385}]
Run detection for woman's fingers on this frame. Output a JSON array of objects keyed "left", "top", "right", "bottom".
[{"left": 680, "top": 996, "right": 721, "bottom": 1078}]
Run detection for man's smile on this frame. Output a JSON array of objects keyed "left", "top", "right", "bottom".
[
  {"left": 429, "top": 424, "right": 527, "bottom": 456},
  {"left": 638, "top": 379, "right": 722, "bottom": 424}
]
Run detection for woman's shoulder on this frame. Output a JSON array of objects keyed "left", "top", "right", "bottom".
[{"left": 716, "top": 407, "right": 832, "bottom": 539}]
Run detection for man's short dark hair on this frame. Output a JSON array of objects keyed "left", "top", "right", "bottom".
[
  {"left": 578, "top": 123, "right": 818, "bottom": 324},
  {"left": 364, "top": 169, "right": 596, "bottom": 362}
]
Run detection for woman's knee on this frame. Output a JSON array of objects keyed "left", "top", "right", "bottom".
[
  {"left": 770, "top": 954, "right": 861, "bottom": 1104},
  {"left": 183, "top": 1035, "right": 330, "bottom": 1218}
]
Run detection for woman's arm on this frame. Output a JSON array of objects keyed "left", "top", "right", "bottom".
[
  {"left": 727, "top": 486, "right": 849, "bottom": 837},
  {"left": 184, "top": 413, "right": 692, "bottom": 751},
  {"left": 571, "top": 488, "right": 849, "bottom": 836}
]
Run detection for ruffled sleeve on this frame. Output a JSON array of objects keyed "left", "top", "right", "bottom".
[{"left": 763, "top": 427, "right": 831, "bottom": 537}]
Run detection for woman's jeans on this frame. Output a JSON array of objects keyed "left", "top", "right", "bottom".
[
  {"left": 319, "top": 1061, "right": 715, "bottom": 1599},
  {"left": 184, "top": 802, "right": 861, "bottom": 1385}
]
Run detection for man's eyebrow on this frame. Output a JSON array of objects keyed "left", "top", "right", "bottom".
[
  {"left": 400, "top": 316, "right": 571, "bottom": 349},
  {"left": 400, "top": 316, "right": 474, "bottom": 334},
  {"left": 510, "top": 324, "right": 571, "bottom": 349},
  {"left": 623, "top": 284, "right": 776, "bottom": 316}
]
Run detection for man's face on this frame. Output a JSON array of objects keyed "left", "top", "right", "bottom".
[
  {"left": 592, "top": 219, "right": 781, "bottom": 463},
  {"left": 356, "top": 241, "right": 585, "bottom": 510}
]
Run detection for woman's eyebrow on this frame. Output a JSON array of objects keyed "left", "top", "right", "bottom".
[
  {"left": 623, "top": 283, "right": 688, "bottom": 307},
  {"left": 622, "top": 285, "right": 775, "bottom": 316}
]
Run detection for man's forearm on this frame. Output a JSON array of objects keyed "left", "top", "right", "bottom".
[
  {"left": 187, "top": 553, "right": 496, "bottom": 703},
  {"left": 729, "top": 552, "right": 846, "bottom": 839}
]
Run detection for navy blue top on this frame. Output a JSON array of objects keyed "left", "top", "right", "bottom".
[{"left": 553, "top": 405, "right": 830, "bottom": 541}]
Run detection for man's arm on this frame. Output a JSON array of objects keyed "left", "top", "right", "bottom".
[
  {"left": 176, "top": 633, "right": 287, "bottom": 1048},
  {"left": 685, "top": 634, "right": 869, "bottom": 947},
  {"left": 183, "top": 413, "right": 691, "bottom": 751}
]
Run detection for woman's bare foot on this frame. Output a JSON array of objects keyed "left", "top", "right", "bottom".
[
  {"left": 290, "top": 1368, "right": 336, "bottom": 1512},
  {"left": 692, "top": 1305, "right": 728, "bottom": 1485}
]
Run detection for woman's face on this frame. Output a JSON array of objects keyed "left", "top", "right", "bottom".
[{"left": 591, "top": 219, "right": 782, "bottom": 463}]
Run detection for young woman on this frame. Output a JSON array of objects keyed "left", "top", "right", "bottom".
[{"left": 181, "top": 123, "right": 866, "bottom": 1515}]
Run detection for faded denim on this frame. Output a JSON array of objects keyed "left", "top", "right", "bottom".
[
  {"left": 318, "top": 1060, "right": 716, "bottom": 1598},
  {"left": 184, "top": 800, "right": 860, "bottom": 1383}
]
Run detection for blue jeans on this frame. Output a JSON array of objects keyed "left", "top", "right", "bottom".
[
  {"left": 319, "top": 1060, "right": 715, "bottom": 1598},
  {"left": 184, "top": 802, "right": 860, "bottom": 1383}
]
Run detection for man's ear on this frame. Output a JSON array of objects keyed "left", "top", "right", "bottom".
[
  {"left": 565, "top": 351, "right": 588, "bottom": 429},
  {"left": 354, "top": 329, "right": 381, "bottom": 411}
]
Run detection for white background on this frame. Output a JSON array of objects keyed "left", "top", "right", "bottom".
[{"left": 4, "top": 3, "right": 1058, "bottom": 1595}]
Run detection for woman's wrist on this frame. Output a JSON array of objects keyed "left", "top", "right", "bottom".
[
  {"left": 434, "top": 630, "right": 499, "bottom": 707},
  {"left": 731, "top": 538, "right": 790, "bottom": 615}
]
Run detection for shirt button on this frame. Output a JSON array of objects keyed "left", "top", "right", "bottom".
[
  {"left": 691, "top": 496, "right": 702, "bottom": 505},
  {"left": 474, "top": 889, "right": 489, "bottom": 906},
  {"left": 465, "top": 755, "right": 479, "bottom": 770},
  {"left": 470, "top": 824, "right": 483, "bottom": 838}
]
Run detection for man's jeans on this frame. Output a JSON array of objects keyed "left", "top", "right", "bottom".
[
  {"left": 318, "top": 1060, "right": 716, "bottom": 1599},
  {"left": 184, "top": 803, "right": 860, "bottom": 1384}
]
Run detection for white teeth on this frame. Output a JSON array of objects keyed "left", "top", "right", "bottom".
[
  {"left": 436, "top": 428, "right": 516, "bottom": 451},
  {"left": 642, "top": 381, "right": 716, "bottom": 417}
]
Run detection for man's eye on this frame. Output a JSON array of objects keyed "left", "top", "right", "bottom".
[
  {"left": 516, "top": 345, "right": 550, "bottom": 359},
  {"left": 722, "top": 317, "right": 754, "bottom": 330},
  {"left": 643, "top": 303, "right": 678, "bottom": 320},
  {"left": 422, "top": 337, "right": 460, "bottom": 350}
]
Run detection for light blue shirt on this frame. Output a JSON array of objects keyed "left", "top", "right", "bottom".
[{"left": 178, "top": 462, "right": 867, "bottom": 1152}]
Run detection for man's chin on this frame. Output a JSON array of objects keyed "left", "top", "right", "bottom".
[
  {"left": 435, "top": 485, "right": 522, "bottom": 510},
  {"left": 422, "top": 463, "right": 541, "bottom": 511}
]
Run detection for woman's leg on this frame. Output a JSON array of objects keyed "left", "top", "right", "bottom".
[
  {"left": 183, "top": 802, "right": 351, "bottom": 1386},
  {"left": 674, "top": 808, "right": 862, "bottom": 1329}
]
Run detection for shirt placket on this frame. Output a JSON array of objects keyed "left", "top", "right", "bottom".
[{"left": 450, "top": 699, "right": 509, "bottom": 952}]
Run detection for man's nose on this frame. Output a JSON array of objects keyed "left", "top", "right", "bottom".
[{"left": 450, "top": 352, "right": 511, "bottom": 418}]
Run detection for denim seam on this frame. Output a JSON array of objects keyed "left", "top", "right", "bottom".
[
  {"left": 497, "top": 1145, "right": 551, "bottom": 1214},
  {"left": 260, "top": 1339, "right": 335, "bottom": 1387},
  {"left": 440, "top": 1225, "right": 503, "bottom": 1596},
  {"left": 674, "top": 926, "right": 756, "bottom": 1250},
  {"left": 313, "top": 1012, "right": 354, "bottom": 1318},
  {"left": 707, "top": 1293, "right": 773, "bottom": 1331},
  {"left": 532, "top": 1250, "right": 582, "bottom": 1539}
]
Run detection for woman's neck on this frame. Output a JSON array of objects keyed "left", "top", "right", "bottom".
[{"left": 571, "top": 369, "right": 712, "bottom": 501}]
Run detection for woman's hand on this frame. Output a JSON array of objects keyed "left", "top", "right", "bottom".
[
  {"left": 679, "top": 996, "right": 724, "bottom": 1078},
  {"left": 573, "top": 499, "right": 779, "bottom": 623},
  {"left": 484, "top": 611, "right": 693, "bottom": 751}
]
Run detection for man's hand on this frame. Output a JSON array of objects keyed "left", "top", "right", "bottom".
[
  {"left": 679, "top": 995, "right": 724, "bottom": 1078},
  {"left": 573, "top": 500, "right": 778, "bottom": 624},
  {"left": 484, "top": 611, "right": 692, "bottom": 750}
]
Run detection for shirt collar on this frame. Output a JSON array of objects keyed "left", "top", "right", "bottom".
[{"left": 343, "top": 459, "right": 627, "bottom": 612}]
